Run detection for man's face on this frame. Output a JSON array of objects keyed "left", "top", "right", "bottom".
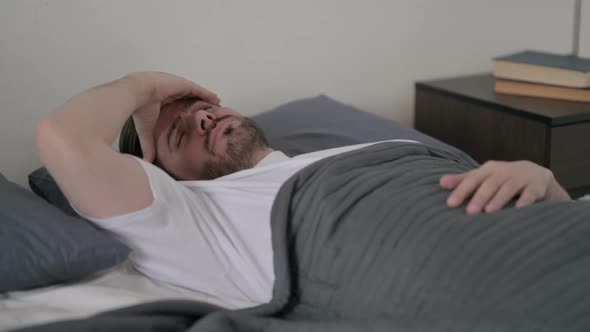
[{"left": 153, "top": 99, "right": 268, "bottom": 180}]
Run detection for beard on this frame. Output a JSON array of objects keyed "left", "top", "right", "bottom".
[{"left": 201, "top": 116, "right": 269, "bottom": 180}]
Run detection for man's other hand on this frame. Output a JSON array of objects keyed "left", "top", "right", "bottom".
[
  {"left": 126, "top": 72, "right": 220, "bottom": 163},
  {"left": 440, "top": 160, "right": 571, "bottom": 214}
]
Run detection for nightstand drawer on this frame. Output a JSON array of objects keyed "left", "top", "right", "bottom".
[
  {"left": 414, "top": 87, "right": 547, "bottom": 165},
  {"left": 550, "top": 123, "right": 590, "bottom": 190}
]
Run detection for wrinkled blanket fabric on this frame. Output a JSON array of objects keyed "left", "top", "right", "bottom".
[{"left": 12, "top": 142, "right": 590, "bottom": 332}]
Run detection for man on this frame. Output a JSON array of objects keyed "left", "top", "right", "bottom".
[{"left": 36, "top": 72, "right": 571, "bottom": 304}]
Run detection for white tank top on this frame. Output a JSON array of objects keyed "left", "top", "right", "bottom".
[{"left": 82, "top": 140, "right": 418, "bottom": 304}]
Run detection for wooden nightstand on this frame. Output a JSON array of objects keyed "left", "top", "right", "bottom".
[{"left": 414, "top": 73, "right": 590, "bottom": 199}]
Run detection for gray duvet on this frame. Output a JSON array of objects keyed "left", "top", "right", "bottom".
[{"left": 12, "top": 142, "right": 590, "bottom": 332}]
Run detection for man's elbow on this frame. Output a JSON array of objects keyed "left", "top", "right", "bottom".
[
  {"left": 35, "top": 118, "right": 65, "bottom": 166},
  {"left": 36, "top": 117, "right": 111, "bottom": 171},
  {"left": 35, "top": 118, "right": 83, "bottom": 167}
]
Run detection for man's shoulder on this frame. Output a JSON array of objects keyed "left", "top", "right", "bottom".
[{"left": 293, "top": 140, "right": 422, "bottom": 160}]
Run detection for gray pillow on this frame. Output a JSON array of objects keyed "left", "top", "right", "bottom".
[
  {"left": 29, "top": 166, "right": 79, "bottom": 217},
  {"left": 252, "top": 95, "right": 476, "bottom": 164},
  {"left": 0, "top": 172, "right": 130, "bottom": 291}
]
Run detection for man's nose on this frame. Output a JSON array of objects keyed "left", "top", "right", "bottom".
[{"left": 192, "top": 110, "right": 216, "bottom": 136}]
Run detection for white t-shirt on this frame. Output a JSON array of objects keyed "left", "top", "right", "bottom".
[{"left": 83, "top": 140, "right": 418, "bottom": 304}]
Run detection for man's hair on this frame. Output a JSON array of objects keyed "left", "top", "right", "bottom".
[
  {"left": 119, "top": 117, "right": 143, "bottom": 158},
  {"left": 119, "top": 116, "right": 179, "bottom": 178}
]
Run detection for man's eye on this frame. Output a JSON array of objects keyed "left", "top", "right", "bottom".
[{"left": 176, "top": 129, "right": 185, "bottom": 149}]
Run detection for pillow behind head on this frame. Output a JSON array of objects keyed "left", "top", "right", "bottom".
[
  {"left": 252, "top": 94, "right": 476, "bottom": 165},
  {"left": 0, "top": 172, "right": 129, "bottom": 291}
]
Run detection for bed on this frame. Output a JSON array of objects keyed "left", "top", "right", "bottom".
[
  {"left": 2, "top": 96, "right": 589, "bottom": 332},
  {"left": 1, "top": 95, "right": 467, "bottom": 330},
  {"left": 0, "top": 262, "right": 255, "bottom": 330}
]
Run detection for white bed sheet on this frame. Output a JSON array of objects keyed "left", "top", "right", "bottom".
[{"left": 0, "top": 261, "right": 257, "bottom": 331}]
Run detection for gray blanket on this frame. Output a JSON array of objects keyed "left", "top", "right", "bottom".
[{"left": 12, "top": 142, "right": 590, "bottom": 332}]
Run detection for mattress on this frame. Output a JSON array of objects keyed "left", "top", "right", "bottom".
[{"left": 0, "top": 261, "right": 257, "bottom": 331}]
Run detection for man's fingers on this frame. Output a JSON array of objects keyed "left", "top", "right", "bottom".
[
  {"left": 442, "top": 160, "right": 556, "bottom": 213},
  {"left": 142, "top": 150, "right": 155, "bottom": 163},
  {"left": 440, "top": 174, "right": 465, "bottom": 190},
  {"left": 484, "top": 180, "right": 524, "bottom": 213},
  {"left": 466, "top": 176, "right": 505, "bottom": 214},
  {"left": 163, "top": 86, "right": 220, "bottom": 106},
  {"left": 185, "top": 81, "right": 220, "bottom": 105},
  {"left": 139, "top": 137, "right": 156, "bottom": 163},
  {"left": 152, "top": 72, "right": 221, "bottom": 106},
  {"left": 515, "top": 189, "right": 537, "bottom": 208},
  {"left": 446, "top": 170, "right": 488, "bottom": 208}
]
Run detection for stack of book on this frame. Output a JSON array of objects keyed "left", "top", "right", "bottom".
[{"left": 493, "top": 50, "right": 590, "bottom": 103}]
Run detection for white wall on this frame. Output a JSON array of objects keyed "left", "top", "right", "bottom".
[{"left": 1, "top": 0, "right": 588, "bottom": 186}]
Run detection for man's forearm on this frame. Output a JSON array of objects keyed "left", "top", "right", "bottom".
[
  {"left": 33, "top": 72, "right": 212, "bottom": 219},
  {"left": 39, "top": 75, "right": 148, "bottom": 148},
  {"left": 546, "top": 177, "right": 572, "bottom": 202}
]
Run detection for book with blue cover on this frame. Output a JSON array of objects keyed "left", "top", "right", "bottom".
[{"left": 494, "top": 50, "right": 590, "bottom": 88}]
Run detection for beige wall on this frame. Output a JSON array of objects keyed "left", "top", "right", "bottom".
[{"left": 1, "top": 0, "right": 588, "bottom": 186}]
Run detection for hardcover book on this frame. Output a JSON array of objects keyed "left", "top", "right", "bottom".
[
  {"left": 494, "top": 50, "right": 590, "bottom": 88},
  {"left": 495, "top": 79, "right": 590, "bottom": 103}
]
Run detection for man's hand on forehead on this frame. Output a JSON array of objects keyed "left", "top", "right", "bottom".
[
  {"left": 165, "top": 98, "right": 219, "bottom": 115},
  {"left": 164, "top": 97, "right": 204, "bottom": 110},
  {"left": 130, "top": 72, "right": 220, "bottom": 163}
]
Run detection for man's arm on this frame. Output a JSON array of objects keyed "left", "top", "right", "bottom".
[
  {"left": 36, "top": 72, "right": 218, "bottom": 219},
  {"left": 440, "top": 160, "right": 571, "bottom": 215}
]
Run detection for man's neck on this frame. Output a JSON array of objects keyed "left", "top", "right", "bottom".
[{"left": 252, "top": 148, "right": 274, "bottom": 166}]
